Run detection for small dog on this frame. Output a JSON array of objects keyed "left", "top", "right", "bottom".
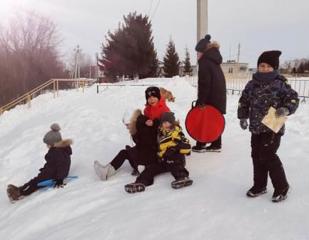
[{"left": 160, "top": 87, "right": 175, "bottom": 102}]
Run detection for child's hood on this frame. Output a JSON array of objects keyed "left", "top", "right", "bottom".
[
  {"left": 52, "top": 139, "right": 73, "bottom": 155},
  {"left": 45, "top": 139, "right": 73, "bottom": 160},
  {"left": 159, "top": 125, "right": 182, "bottom": 141},
  {"left": 53, "top": 139, "right": 73, "bottom": 148}
]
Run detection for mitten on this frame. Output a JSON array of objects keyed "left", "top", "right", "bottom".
[
  {"left": 240, "top": 119, "right": 248, "bottom": 130},
  {"left": 163, "top": 147, "right": 177, "bottom": 161},
  {"left": 54, "top": 179, "right": 65, "bottom": 188},
  {"left": 275, "top": 107, "right": 289, "bottom": 117}
]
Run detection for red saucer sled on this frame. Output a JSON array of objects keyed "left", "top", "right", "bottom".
[{"left": 185, "top": 102, "right": 225, "bottom": 143}]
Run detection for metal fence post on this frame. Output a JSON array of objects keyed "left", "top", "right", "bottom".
[{"left": 27, "top": 95, "right": 31, "bottom": 108}]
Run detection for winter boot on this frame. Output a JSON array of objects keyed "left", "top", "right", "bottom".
[
  {"left": 94, "top": 161, "right": 116, "bottom": 181},
  {"left": 171, "top": 177, "right": 193, "bottom": 189},
  {"left": 124, "top": 182, "right": 145, "bottom": 193},
  {"left": 205, "top": 145, "right": 221, "bottom": 152},
  {"left": 246, "top": 186, "right": 267, "bottom": 198},
  {"left": 272, "top": 185, "right": 289, "bottom": 203},
  {"left": 192, "top": 145, "right": 207, "bottom": 153},
  {"left": 7, "top": 184, "right": 23, "bottom": 202}
]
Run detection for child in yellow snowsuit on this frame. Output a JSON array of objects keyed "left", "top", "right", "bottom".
[{"left": 125, "top": 112, "right": 193, "bottom": 193}]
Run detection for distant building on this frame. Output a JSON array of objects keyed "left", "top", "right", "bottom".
[
  {"left": 221, "top": 60, "right": 249, "bottom": 75},
  {"left": 219, "top": 60, "right": 250, "bottom": 80}
]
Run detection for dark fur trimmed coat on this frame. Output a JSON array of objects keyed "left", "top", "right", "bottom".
[
  {"left": 39, "top": 139, "right": 72, "bottom": 181},
  {"left": 131, "top": 114, "right": 159, "bottom": 166},
  {"left": 197, "top": 43, "right": 227, "bottom": 114},
  {"left": 19, "top": 139, "right": 72, "bottom": 196}
]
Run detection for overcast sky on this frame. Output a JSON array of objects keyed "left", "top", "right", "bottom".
[{"left": 0, "top": 0, "right": 308, "bottom": 66}]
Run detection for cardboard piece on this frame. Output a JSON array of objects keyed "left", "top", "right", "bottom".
[{"left": 261, "top": 107, "right": 287, "bottom": 133}]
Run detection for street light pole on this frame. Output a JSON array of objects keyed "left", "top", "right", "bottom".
[{"left": 197, "top": 0, "right": 208, "bottom": 42}]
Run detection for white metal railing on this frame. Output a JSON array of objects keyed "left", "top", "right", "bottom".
[{"left": 186, "top": 74, "right": 309, "bottom": 103}]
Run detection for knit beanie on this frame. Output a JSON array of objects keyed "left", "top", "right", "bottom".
[
  {"left": 257, "top": 50, "right": 282, "bottom": 70},
  {"left": 145, "top": 86, "right": 161, "bottom": 101},
  {"left": 160, "top": 112, "right": 175, "bottom": 125},
  {"left": 43, "top": 123, "right": 62, "bottom": 146},
  {"left": 195, "top": 34, "right": 211, "bottom": 52}
]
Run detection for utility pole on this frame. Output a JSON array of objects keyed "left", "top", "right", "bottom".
[
  {"left": 197, "top": 0, "right": 208, "bottom": 42},
  {"left": 73, "top": 45, "right": 80, "bottom": 79},
  {"left": 237, "top": 43, "right": 241, "bottom": 63}
]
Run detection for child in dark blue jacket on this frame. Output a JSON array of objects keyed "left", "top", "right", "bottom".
[
  {"left": 7, "top": 123, "right": 72, "bottom": 202},
  {"left": 238, "top": 50, "right": 299, "bottom": 202}
]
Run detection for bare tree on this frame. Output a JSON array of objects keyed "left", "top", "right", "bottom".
[{"left": 0, "top": 11, "right": 67, "bottom": 106}]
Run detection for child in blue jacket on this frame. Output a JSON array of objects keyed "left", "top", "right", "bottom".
[{"left": 238, "top": 50, "right": 299, "bottom": 202}]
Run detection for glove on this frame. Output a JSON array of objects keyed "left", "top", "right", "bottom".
[
  {"left": 54, "top": 179, "right": 65, "bottom": 188},
  {"left": 275, "top": 107, "right": 289, "bottom": 117},
  {"left": 239, "top": 119, "right": 248, "bottom": 130},
  {"left": 163, "top": 147, "right": 177, "bottom": 161}
]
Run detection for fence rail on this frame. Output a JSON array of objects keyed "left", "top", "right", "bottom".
[
  {"left": 0, "top": 78, "right": 95, "bottom": 115},
  {"left": 186, "top": 75, "right": 309, "bottom": 103},
  {"left": 96, "top": 83, "right": 158, "bottom": 94}
]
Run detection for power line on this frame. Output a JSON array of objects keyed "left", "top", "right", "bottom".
[
  {"left": 150, "top": 0, "right": 161, "bottom": 20},
  {"left": 148, "top": 0, "right": 154, "bottom": 16}
]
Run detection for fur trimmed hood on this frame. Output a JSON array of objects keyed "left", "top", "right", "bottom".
[
  {"left": 127, "top": 109, "right": 142, "bottom": 136},
  {"left": 200, "top": 42, "right": 223, "bottom": 65},
  {"left": 206, "top": 41, "right": 220, "bottom": 50},
  {"left": 53, "top": 139, "right": 73, "bottom": 148}
]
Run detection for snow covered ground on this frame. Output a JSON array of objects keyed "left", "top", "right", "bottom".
[{"left": 0, "top": 77, "right": 308, "bottom": 240}]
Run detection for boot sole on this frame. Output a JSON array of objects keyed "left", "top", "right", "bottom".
[
  {"left": 192, "top": 149, "right": 221, "bottom": 153},
  {"left": 171, "top": 179, "right": 193, "bottom": 189},
  {"left": 246, "top": 189, "right": 267, "bottom": 198},
  {"left": 125, "top": 184, "right": 145, "bottom": 193},
  {"left": 206, "top": 149, "right": 221, "bottom": 152},
  {"left": 272, "top": 195, "right": 287, "bottom": 202},
  {"left": 192, "top": 149, "right": 207, "bottom": 153}
]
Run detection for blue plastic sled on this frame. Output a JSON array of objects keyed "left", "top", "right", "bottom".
[{"left": 38, "top": 176, "right": 78, "bottom": 188}]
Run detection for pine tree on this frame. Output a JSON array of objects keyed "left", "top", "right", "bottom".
[
  {"left": 98, "top": 27, "right": 126, "bottom": 82},
  {"left": 147, "top": 49, "right": 159, "bottom": 78},
  {"left": 163, "top": 39, "right": 180, "bottom": 77},
  {"left": 183, "top": 47, "right": 193, "bottom": 76},
  {"left": 297, "top": 62, "right": 305, "bottom": 74},
  {"left": 98, "top": 12, "right": 158, "bottom": 81},
  {"left": 305, "top": 60, "right": 309, "bottom": 72}
]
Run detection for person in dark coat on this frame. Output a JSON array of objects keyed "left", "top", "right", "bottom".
[
  {"left": 238, "top": 50, "right": 299, "bottom": 202},
  {"left": 192, "top": 34, "right": 227, "bottom": 153},
  {"left": 94, "top": 86, "right": 170, "bottom": 180},
  {"left": 7, "top": 123, "right": 73, "bottom": 202}
]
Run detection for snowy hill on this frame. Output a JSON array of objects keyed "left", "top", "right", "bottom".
[{"left": 0, "top": 77, "right": 309, "bottom": 240}]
